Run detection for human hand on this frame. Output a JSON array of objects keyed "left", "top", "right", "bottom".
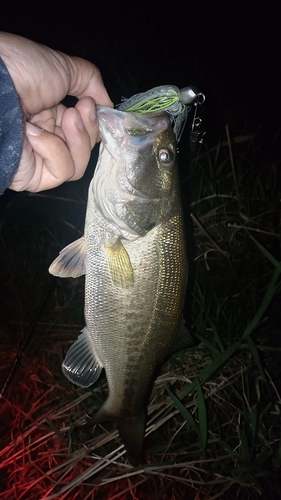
[{"left": 0, "top": 32, "right": 113, "bottom": 192}]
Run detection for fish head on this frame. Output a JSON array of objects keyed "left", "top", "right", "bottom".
[{"left": 94, "top": 107, "right": 179, "bottom": 237}]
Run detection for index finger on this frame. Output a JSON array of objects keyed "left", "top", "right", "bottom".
[{"left": 65, "top": 55, "right": 114, "bottom": 107}]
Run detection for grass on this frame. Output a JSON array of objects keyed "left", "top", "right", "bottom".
[{"left": 0, "top": 126, "right": 280, "bottom": 499}]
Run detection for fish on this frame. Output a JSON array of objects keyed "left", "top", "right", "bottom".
[{"left": 49, "top": 106, "right": 188, "bottom": 465}]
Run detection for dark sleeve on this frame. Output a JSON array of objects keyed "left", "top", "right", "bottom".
[{"left": 0, "top": 57, "right": 24, "bottom": 195}]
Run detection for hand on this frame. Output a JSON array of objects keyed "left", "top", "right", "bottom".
[{"left": 0, "top": 32, "right": 113, "bottom": 192}]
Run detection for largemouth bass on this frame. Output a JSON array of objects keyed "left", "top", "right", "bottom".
[{"left": 49, "top": 107, "right": 188, "bottom": 465}]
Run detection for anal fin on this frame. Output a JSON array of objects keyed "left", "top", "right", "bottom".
[{"left": 62, "top": 327, "right": 103, "bottom": 387}]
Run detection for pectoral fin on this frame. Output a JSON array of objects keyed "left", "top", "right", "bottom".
[
  {"left": 105, "top": 239, "right": 134, "bottom": 288},
  {"left": 62, "top": 327, "right": 103, "bottom": 387},
  {"left": 49, "top": 236, "right": 86, "bottom": 278}
]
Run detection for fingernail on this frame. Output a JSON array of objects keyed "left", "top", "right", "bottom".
[
  {"left": 76, "top": 116, "right": 84, "bottom": 132},
  {"left": 26, "top": 123, "right": 44, "bottom": 136},
  {"left": 90, "top": 106, "right": 97, "bottom": 123}
]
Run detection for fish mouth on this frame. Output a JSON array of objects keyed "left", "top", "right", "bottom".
[{"left": 96, "top": 106, "right": 170, "bottom": 151}]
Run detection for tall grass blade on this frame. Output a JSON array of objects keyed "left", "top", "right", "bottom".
[
  {"left": 242, "top": 268, "right": 280, "bottom": 340},
  {"left": 179, "top": 342, "right": 241, "bottom": 400},
  {"left": 196, "top": 285, "right": 224, "bottom": 352},
  {"left": 196, "top": 379, "right": 207, "bottom": 449},
  {"left": 165, "top": 385, "right": 199, "bottom": 437},
  {"left": 246, "top": 336, "right": 265, "bottom": 379},
  {"left": 248, "top": 232, "right": 281, "bottom": 272}
]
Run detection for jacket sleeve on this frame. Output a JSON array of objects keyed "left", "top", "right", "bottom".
[{"left": 0, "top": 57, "right": 24, "bottom": 195}]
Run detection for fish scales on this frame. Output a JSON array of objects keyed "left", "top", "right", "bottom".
[
  {"left": 85, "top": 212, "right": 186, "bottom": 415},
  {"left": 49, "top": 107, "right": 188, "bottom": 465}
]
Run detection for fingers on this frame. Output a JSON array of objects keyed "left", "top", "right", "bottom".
[
  {"left": 9, "top": 97, "right": 101, "bottom": 192},
  {"left": 60, "top": 98, "right": 100, "bottom": 181},
  {"left": 10, "top": 104, "right": 97, "bottom": 192},
  {"left": 9, "top": 124, "right": 74, "bottom": 192},
  {"left": 75, "top": 97, "right": 100, "bottom": 149},
  {"left": 62, "top": 97, "right": 100, "bottom": 159}
]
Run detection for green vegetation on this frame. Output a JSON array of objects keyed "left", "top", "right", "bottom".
[{"left": 0, "top": 126, "right": 280, "bottom": 499}]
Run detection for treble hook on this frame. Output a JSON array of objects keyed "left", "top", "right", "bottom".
[{"left": 180, "top": 86, "right": 206, "bottom": 151}]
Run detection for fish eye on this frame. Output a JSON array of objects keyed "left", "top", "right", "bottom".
[{"left": 158, "top": 148, "right": 173, "bottom": 164}]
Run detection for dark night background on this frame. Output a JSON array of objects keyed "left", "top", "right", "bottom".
[
  {"left": 1, "top": 2, "right": 281, "bottom": 497},
  {"left": 1, "top": 0, "right": 280, "bottom": 144}
]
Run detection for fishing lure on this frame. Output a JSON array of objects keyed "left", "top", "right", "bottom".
[
  {"left": 188, "top": 90, "right": 206, "bottom": 151},
  {"left": 117, "top": 84, "right": 205, "bottom": 147}
]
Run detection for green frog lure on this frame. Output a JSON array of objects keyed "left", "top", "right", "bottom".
[{"left": 117, "top": 85, "right": 205, "bottom": 149}]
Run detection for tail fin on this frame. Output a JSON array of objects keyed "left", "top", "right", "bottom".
[{"left": 116, "top": 410, "right": 146, "bottom": 466}]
